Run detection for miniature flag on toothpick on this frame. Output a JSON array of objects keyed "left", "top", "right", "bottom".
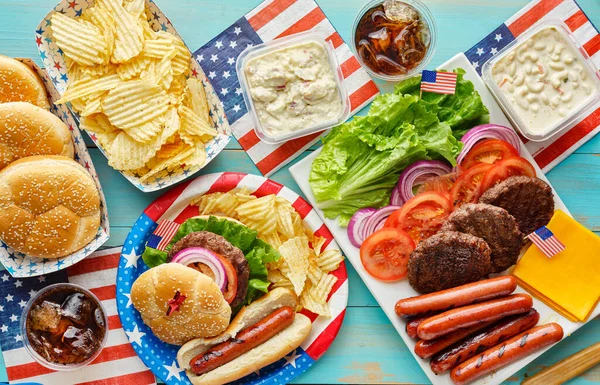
[
  {"left": 147, "top": 219, "right": 180, "bottom": 251},
  {"left": 527, "top": 226, "right": 565, "bottom": 258},
  {"left": 420, "top": 70, "right": 458, "bottom": 95}
]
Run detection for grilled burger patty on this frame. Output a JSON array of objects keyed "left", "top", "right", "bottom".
[
  {"left": 479, "top": 176, "right": 554, "bottom": 235},
  {"left": 441, "top": 203, "right": 523, "bottom": 273},
  {"left": 408, "top": 231, "right": 492, "bottom": 294},
  {"left": 168, "top": 231, "right": 249, "bottom": 308}
]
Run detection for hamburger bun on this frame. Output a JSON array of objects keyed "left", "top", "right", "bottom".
[
  {"left": 0, "top": 155, "right": 100, "bottom": 258},
  {"left": 0, "top": 56, "right": 50, "bottom": 109},
  {"left": 131, "top": 263, "right": 232, "bottom": 346},
  {"left": 0, "top": 102, "right": 74, "bottom": 170},
  {"left": 178, "top": 288, "right": 312, "bottom": 385}
]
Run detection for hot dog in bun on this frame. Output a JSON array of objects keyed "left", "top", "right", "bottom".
[{"left": 177, "top": 287, "right": 312, "bottom": 385}]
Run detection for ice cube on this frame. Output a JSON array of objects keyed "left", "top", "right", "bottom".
[
  {"left": 62, "top": 326, "right": 100, "bottom": 358},
  {"left": 384, "top": 0, "right": 419, "bottom": 23},
  {"left": 94, "top": 307, "right": 105, "bottom": 331},
  {"left": 61, "top": 293, "right": 92, "bottom": 326},
  {"left": 29, "top": 301, "right": 62, "bottom": 332}
]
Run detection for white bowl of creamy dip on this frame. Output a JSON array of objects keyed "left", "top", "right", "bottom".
[
  {"left": 236, "top": 30, "right": 350, "bottom": 144},
  {"left": 482, "top": 21, "right": 600, "bottom": 142}
]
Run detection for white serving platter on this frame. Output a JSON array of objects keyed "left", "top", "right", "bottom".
[{"left": 290, "top": 52, "right": 600, "bottom": 385}]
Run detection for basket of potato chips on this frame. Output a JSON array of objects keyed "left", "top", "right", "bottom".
[{"left": 35, "top": 0, "right": 231, "bottom": 192}]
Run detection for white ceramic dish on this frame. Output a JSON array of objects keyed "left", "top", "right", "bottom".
[{"left": 290, "top": 52, "right": 599, "bottom": 385}]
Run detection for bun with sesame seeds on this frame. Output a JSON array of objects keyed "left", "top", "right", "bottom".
[
  {"left": 176, "top": 287, "right": 312, "bottom": 385},
  {"left": 131, "top": 263, "right": 232, "bottom": 346},
  {"left": 0, "top": 56, "right": 50, "bottom": 109},
  {"left": 0, "top": 102, "right": 74, "bottom": 170},
  {"left": 0, "top": 155, "right": 100, "bottom": 258}
]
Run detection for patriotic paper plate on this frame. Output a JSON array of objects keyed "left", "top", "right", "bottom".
[
  {"left": 35, "top": 0, "right": 232, "bottom": 192},
  {"left": 0, "top": 59, "right": 109, "bottom": 278},
  {"left": 116, "top": 172, "right": 348, "bottom": 385}
]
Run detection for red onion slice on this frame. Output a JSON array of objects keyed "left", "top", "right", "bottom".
[
  {"left": 348, "top": 208, "right": 377, "bottom": 248},
  {"left": 171, "top": 247, "right": 228, "bottom": 292},
  {"left": 363, "top": 206, "right": 401, "bottom": 240},
  {"left": 396, "top": 160, "right": 452, "bottom": 203},
  {"left": 458, "top": 124, "right": 521, "bottom": 165}
]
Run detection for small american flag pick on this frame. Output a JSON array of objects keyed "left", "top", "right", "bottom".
[
  {"left": 147, "top": 220, "right": 180, "bottom": 251},
  {"left": 420, "top": 70, "right": 458, "bottom": 95},
  {"left": 528, "top": 226, "right": 566, "bottom": 258}
]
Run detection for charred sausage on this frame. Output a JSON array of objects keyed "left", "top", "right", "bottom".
[
  {"left": 450, "top": 323, "right": 563, "bottom": 385},
  {"left": 406, "top": 315, "right": 431, "bottom": 339},
  {"left": 431, "top": 309, "right": 540, "bottom": 374},
  {"left": 396, "top": 276, "right": 517, "bottom": 318},
  {"left": 190, "top": 306, "right": 295, "bottom": 375},
  {"left": 414, "top": 321, "right": 495, "bottom": 359},
  {"left": 417, "top": 294, "right": 533, "bottom": 340}
]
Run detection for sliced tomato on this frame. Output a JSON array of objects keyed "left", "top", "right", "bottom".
[
  {"left": 460, "top": 139, "right": 519, "bottom": 169},
  {"left": 415, "top": 173, "right": 457, "bottom": 198},
  {"left": 385, "top": 191, "right": 452, "bottom": 243},
  {"left": 450, "top": 163, "right": 493, "bottom": 208},
  {"left": 479, "top": 156, "right": 536, "bottom": 194},
  {"left": 360, "top": 227, "right": 415, "bottom": 281},
  {"left": 216, "top": 254, "right": 238, "bottom": 304}
]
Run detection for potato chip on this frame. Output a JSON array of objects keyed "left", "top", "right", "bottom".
[
  {"left": 156, "top": 50, "right": 177, "bottom": 90},
  {"left": 56, "top": 74, "right": 121, "bottom": 104},
  {"left": 179, "top": 105, "right": 218, "bottom": 138},
  {"left": 144, "top": 38, "right": 176, "bottom": 59},
  {"left": 279, "top": 237, "right": 310, "bottom": 296},
  {"left": 109, "top": 131, "right": 159, "bottom": 170},
  {"left": 51, "top": 12, "right": 109, "bottom": 66},
  {"left": 155, "top": 31, "right": 191, "bottom": 76},
  {"left": 214, "top": 193, "right": 238, "bottom": 217},
  {"left": 261, "top": 232, "right": 283, "bottom": 251},
  {"left": 80, "top": 114, "right": 116, "bottom": 133},
  {"left": 96, "top": 0, "right": 144, "bottom": 63},
  {"left": 94, "top": 131, "right": 119, "bottom": 152},
  {"left": 84, "top": 6, "right": 116, "bottom": 57},
  {"left": 185, "top": 78, "right": 210, "bottom": 122},
  {"left": 235, "top": 190, "right": 257, "bottom": 203},
  {"left": 117, "top": 54, "right": 150, "bottom": 80},
  {"left": 301, "top": 291, "right": 331, "bottom": 317},
  {"left": 316, "top": 249, "right": 344, "bottom": 273},
  {"left": 310, "top": 274, "right": 338, "bottom": 304},
  {"left": 311, "top": 236, "right": 327, "bottom": 256},
  {"left": 182, "top": 141, "right": 208, "bottom": 167},
  {"left": 236, "top": 195, "right": 277, "bottom": 235},
  {"left": 79, "top": 92, "right": 106, "bottom": 116},
  {"left": 140, "top": 144, "right": 194, "bottom": 182},
  {"left": 170, "top": 75, "right": 188, "bottom": 96},
  {"left": 268, "top": 270, "right": 295, "bottom": 291},
  {"left": 123, "top": 115, "right": 165, "bottom": 143},
  {"left": 124, "top": 0, "right": 145, "bottom": 19},
  {"left": 156, "top": 141, "right": 186, "bottom": 159},
  {"left": 195, "top": 194, "right": 221, "bottom": 215},
  {"left": 307, "top": 262, "right": 324, "bottom": 286},
  {"left": 102, "top": 79, "right": 169, "bottom": 130},
  {"left": 276, "top": 203, "right": 295, "bottom": 240}
]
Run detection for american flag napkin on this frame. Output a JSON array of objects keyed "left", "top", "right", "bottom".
[
  {"left": 193, "top": 0, "right": 380, "bottom": 176},
  {"left": 0, "top": 248, "right": 156, "bottom": 385},
  {"left": 465, "top": 0, "right": 600, "bottom": 173}
]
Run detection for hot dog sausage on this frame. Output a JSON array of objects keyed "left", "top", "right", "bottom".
[
  {"left": 450, "top": 323, "right": 563, "bottom": 385},
  {"left": 414, "top": 321, "right": 495, "bottom": 359},
  {"left": 190, "top": 306, "right": 295, "bottom": 375},
  {"left": 431, "top": 309, "right": 540, "bottom": 374},
  {"left": 395, "top": 276, "right": 517, "bottom": 318},
  {"left": 417, "top": 294, "right": 533, "bottom": 340},
  {"left": 406, "top": 315, "right": 431, "bottom": 339}
]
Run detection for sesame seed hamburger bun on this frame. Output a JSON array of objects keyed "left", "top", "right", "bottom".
[
  {"left": 0, "top": 155, "right": 100, "bottom": 258},
  {"left": 131, "top": 263, "right": 232, "bottom": 346},
  {"left": 0, "top": 102, "right": 74, "bottom": 170},
  {"left": 0, "top": 56, "right": 50, "bottom": 109}
]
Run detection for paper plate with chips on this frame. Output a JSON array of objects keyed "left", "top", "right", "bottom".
[
  {"left": 35, "top": 0, "right": 231, "bottom": 192},
  {"left": 116, "top": 172, "right": 348, "bottom": 385}
]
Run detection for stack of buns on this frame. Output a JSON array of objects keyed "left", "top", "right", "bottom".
[{"left": 0, "top": 56, "right": 100, "bottom": 259}]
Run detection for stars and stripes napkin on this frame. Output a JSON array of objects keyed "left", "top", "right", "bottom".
[
  {"left": 465, "top": 0, "right": 600, "bottom": 173},
  {"left": 193, "top": 0, "right": 379, "bottom": 176},
  {"left": 0, "top": 248, "right": 156, "bottom": 385}
]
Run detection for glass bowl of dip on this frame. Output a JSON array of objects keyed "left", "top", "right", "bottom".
[
  {"left": 482, "top": 21, "right": 600, "bottom": 142},
  {"left": 351, "top": 0, "right": 437, "bottom": 82},
  {"left": 21, "top": 283, "right": 108, "bottom": 371},
  {"left": 236, "top": 30, "right": 350, "bottom": 144}
]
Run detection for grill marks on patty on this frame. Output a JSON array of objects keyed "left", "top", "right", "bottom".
[{"left": 168, "top": 231, "right": 249, "bottom": 308}]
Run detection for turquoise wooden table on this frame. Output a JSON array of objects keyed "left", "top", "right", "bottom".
[{"left": 2, "top": 0, "right": 600, "bottom": 383}]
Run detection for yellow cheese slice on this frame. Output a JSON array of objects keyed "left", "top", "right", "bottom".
[{"left": 513, "top": 210, "right": 600, "bottom": 322}]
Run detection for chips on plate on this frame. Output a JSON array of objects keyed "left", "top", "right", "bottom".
[
  {"left": 49, "top": 0, "right": 217, "bottom": 182},
  {"left": 192, "top": 190, "right": 344, "bottom": 317}
]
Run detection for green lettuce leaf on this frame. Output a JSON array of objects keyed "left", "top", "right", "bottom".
[
  {"left": 310, "top": 68, "right": 487, "bottom": 225},
  {"left": 142, "top": 216, "right": 279, "bottom": 306}
]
